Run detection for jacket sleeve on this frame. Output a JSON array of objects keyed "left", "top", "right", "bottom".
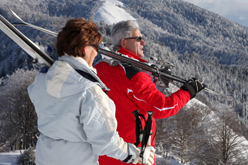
[
  {"left": 125, "top": 71, "right": 191, "bottom": 119},
  {"left": 79, "top": 85, "right": 137, "bottom": 161}
]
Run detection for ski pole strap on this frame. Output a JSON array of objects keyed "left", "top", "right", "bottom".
[
  {"left": 140, "top": 111, "right": 154, "bottom": 164},
  {"left": 132, "top": 110, "right": 154, "bottom": 164},
  {"left": 132, "top": 110, "right": 146, "bottom": 147},
  {"left": 142, "top": 111, "right": 154, "bottom": 149},
  {"left": 132, "top": 110, "right": 154, "bottom": 148},
  {"left": 132, "top": 110, "right": 154, "bottom": 158}
]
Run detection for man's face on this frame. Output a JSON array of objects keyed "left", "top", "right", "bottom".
[{"left": 122, "top": 29, "right": 145, "bottom": 58}]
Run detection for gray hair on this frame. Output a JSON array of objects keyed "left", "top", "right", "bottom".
[{"left": 111, "top": 20, "right": 139, "bottom": 45}]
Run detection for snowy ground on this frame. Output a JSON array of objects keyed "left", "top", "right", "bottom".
[
  {"left": 0, "top": 151, "right": 22, "bottom": 165},
  {"left": 0, "top": 151, "right": 173, "bottom": 165}
]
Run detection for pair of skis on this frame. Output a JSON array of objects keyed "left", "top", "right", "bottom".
[
  {"left": 0, "top": 8, "right": 230, "bottom": 98},
  {"left": 0, "top": 10, "right": 54, "bottom": 72}
]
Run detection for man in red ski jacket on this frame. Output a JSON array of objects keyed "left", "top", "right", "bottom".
[{"left": 95, "top": 20, "right": 205, "bottom": 165}]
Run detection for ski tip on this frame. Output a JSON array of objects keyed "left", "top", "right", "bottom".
[
  {"left": 7, "top": 7, "right": 23, "bottom": 22},
  {"left": 204, "top": 88, "right": 233, "bottom": 101}
]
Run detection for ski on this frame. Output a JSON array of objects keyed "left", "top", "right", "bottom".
[
  {"left": 98, "top": 44, "right": 186, "bottom": 84},
  {"left": 98, "top": 45, "right": 232, "bottom": 98},
  {"left": 0, "top": 14, "right": 54, "bottom": 72},
  {"left": 6, "top": 9, "right": 230, "bottom": 98},
  {"left": 9, "top": 8, "right": 58, "bottom": 37}
]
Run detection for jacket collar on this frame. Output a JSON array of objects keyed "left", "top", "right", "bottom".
[
  {"left": 59, "top": 54, "right": 97, "bottom": 73},
  {"left": 58, "top": 54, "right": 109, "bottom": 92},
  {"left": 117, "top": 47, "right": 147, "bottom": 63}
]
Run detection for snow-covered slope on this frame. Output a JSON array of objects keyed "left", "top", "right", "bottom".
[
  {"left": 0, "top": 150, "right": 21, "bottom": 165},
  {"left": 94, "top": 0, "right": 136, "bottom": 24}
]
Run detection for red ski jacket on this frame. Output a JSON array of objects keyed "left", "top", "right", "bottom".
[{"left": 95, "top": 47, "right": 191, "bottom": 165}]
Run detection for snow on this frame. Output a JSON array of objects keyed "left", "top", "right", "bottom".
[
  {"left": 0, "top": 152, "right": 171, "bottom": 165},
  {"left": 0, "top": 151, "right": 21, "bottom": 165},
  {"left": 156, "top": 154, "right": 182, "bottom": 165},
  {"left": 94, "top": 0, "right": 136, "bottom": 25}
]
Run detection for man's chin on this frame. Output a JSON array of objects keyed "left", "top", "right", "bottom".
[
  {"left": 138, "top": 54, "right": 144, "bottom": 58},
  {"left": 137, "top": 51, "right": 144, "bottom": 58}
]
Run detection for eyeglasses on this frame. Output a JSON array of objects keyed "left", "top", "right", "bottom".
[
  {"left": 124, "top": 36, "right": 143, "bottom": 42},
  {"left": 90, "top": 44, "right": 99, "bottom": 52}
]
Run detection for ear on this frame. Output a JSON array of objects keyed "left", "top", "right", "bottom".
[{"left": 120, "top": 39, "right": 126, "bottom": 48}]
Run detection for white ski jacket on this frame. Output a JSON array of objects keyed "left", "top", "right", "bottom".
[{"left": 28, "top": 55, "right": 138, "bottom": 165}]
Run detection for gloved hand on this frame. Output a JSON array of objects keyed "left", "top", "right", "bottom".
[
  {"left": 138, "top": 146, "right": 155, "bottom": 165},
  {"left": 121, "top": 144, "right": 155, "bottom": 165},
  {"left": 121, "top": 144, "right": 140, "bottom": 164},
  {"left": 181, "top": 78, "right": 206, "bottom": 99}
]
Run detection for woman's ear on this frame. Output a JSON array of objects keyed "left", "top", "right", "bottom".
[
  {"left": 82, "top": 46, "right": 86, "bottom": 56},
  {"left": 120, "top": 39, "right": 126, "bottom": 48}
]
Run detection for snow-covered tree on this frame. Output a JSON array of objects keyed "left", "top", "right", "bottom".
[
  {"left": 207, "top": 107, "right": 248, "bottom": 165},
  {"left": 0, "top": 69, "right": 38, "bottom": 151},
  {"left": 156, "top": 104, "right": 211, "bottom": 164}
]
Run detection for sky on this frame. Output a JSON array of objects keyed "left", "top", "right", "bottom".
[{"left": 182, "top": 0, "right": 248, "bottom": 27}]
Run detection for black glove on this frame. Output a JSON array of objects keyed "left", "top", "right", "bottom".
[{"left": 181, "top": 78, "right": 206, "bottom": 99}]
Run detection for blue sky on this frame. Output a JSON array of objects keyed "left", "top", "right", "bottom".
[{"left": 182, "top": 0, "right": 248, "bottom": 27}]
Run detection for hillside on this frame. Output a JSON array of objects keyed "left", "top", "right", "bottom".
[
  {"left": 123, "top": 0, "right": 248, "bottom": 66},
  {"left": 0, "top": 0, "right": 247, "bottom": 120}
]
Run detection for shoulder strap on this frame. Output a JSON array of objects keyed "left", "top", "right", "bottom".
[
  {"left": 75, "top": 69, "right": 98, "bottom": 83},
  {"left": 75, "top": 69, "right": 108, "bottom": 94}
]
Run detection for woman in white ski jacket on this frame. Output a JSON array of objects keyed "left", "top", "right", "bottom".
[{"left": 28, "top": 18, "right": 154, "bottom": 165}]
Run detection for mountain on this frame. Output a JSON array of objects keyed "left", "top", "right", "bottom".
[
  {"left": 2, "top": 0, "right": 248, "bottom": 65},
  {"left": 125, "top": 0, "right": 248, "bottom": 66},
  {"left": 0, "top": 0, "right": 247, "bottom": 122},
  {"left": 0, "top": 0, "right": 247, "bottom": 117},
  {"left": 93, "top": 0, "right": 136, "bottom": 24}
]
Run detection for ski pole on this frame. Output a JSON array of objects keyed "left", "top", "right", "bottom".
[{"left": 132, "top": 110, "right": 154, "bottom": 165}]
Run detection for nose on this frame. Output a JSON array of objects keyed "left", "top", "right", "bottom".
[{"left": 140, "top": 39, "right": 145, "bottom": 45}]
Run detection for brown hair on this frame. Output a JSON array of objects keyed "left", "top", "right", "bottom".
[{"left": 56, "top": 18, "right": 102, "bottom": 57}]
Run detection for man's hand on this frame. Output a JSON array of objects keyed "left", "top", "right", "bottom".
[{"left": 181, "top": 78, "right": 206, "bottom": 99}]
